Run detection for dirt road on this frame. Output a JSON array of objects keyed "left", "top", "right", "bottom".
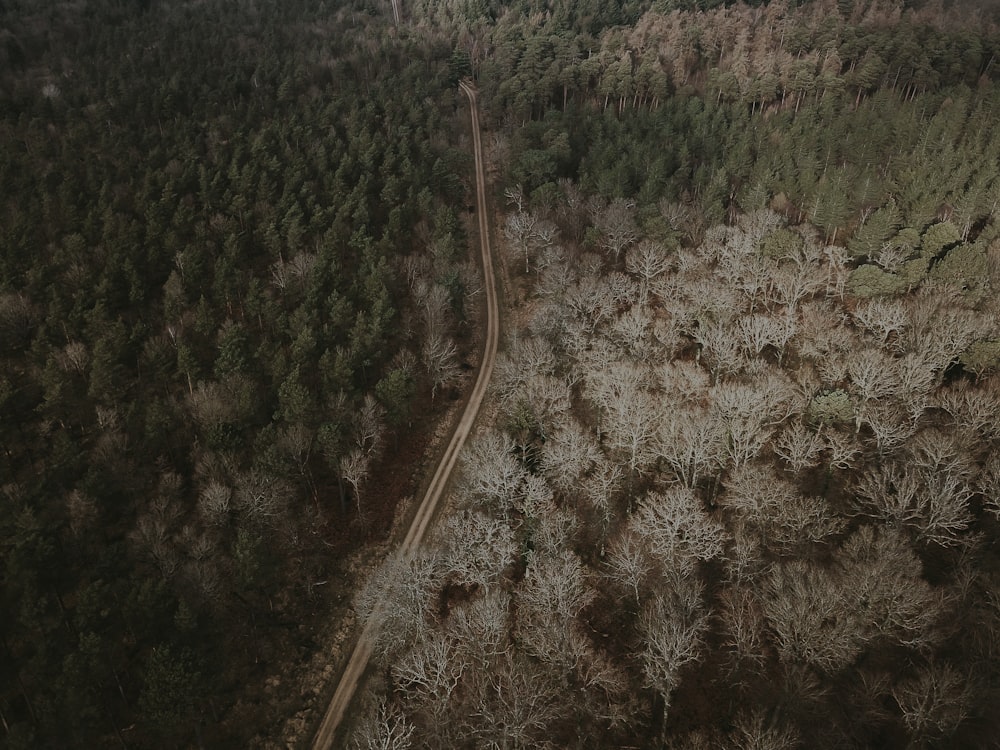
[{"left": 309, "top": 80, "right": 499, "bottom": 750}]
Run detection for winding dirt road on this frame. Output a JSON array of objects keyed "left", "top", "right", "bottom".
[{"left": 309, "top": 81, "right": 498, "bottom": 749}]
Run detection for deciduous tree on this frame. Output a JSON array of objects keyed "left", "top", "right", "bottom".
[
  {"left": 638, "top": 570, "right": 709, "bottom": 710},
  {"left": 892, "top": 661, "right": 972, "bottom": 744},
  {"left": 350, "top": 698, "right": 414, "bottom": 750}
]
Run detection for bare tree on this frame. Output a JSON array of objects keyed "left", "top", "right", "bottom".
[
  {"left": 935, "top": 378, "right": 1000, "bottom": 441},
  {"left": 772, "top": 421, "right": 824, "bottom": 473},
  {"left": 605, "top": 528, "right": 649, "bottom": 602},
  {"left": 977, "top": 450, "right": 1000, "bottom": 521},
  {"left": 906, "top": 428, "right": 975, "bottom": 481},
  {"left": 130, "top": 495, "right": 182, "bottom": 580},
  {"left": 55, "top": 340, "right": 89, "bottom": 374},
  {"left": 422, "top": 331, "right": 460, "bottom": 399},
  {"left": 187, "top": 379, "right": 237, "bottom": 429},
  {"left": 536, "top": 246, "right": 578, "bottom": 300},
  {"left": 610, "top": 305, "right": 654, "bottom": 361},
  {"left": 892, "top": 661, "right": 972, "bottom": 744},
  {"left": 565, "top": 275, "right": 616, "bottom": 333},
  {"left": 270, "top": 252, "right": 317, "bottom": 294},
  {"left": 717, "top": 586, "right": 767, "bottom": 677},
  {"left": 651, "top": 315, "right": 684, "bottom": 359},
  {"left": 340, "top": 447, "right": 371, "bottom": 516},
  {"left": 463, "top": 651, "right": 561, "bottom": 750},
  {"left": 355, "top": 552, "right": 443, "bottom": 662},
  {"left": 893, "top": 351, "right": 938, "bottom": 422},
  {"left": 764, "top": 526, "right": 942, "bottom": 671},
  {"left": 402, "top": 252, "right": 432, "bottom": 290},
  {"left": 773, "top": 260, "right": 822, "bottom": 312},
  {"left": 607, "top": 270, "right": 639, "bottom": 308},
  {"left": 854, "top": 461, "right": 973, "bottom": 546},
  {"left": 659, "top": 360, "right": 710, "bottom": 403},
  {"left": 658, "top": 407, "right": 724, "bottom": 488},
  {"left": 515, "top": 551, "right": 595, "bottom": 670},
  {"left": 822, "top": 244, "right": 850, "bottom": 299},
  {"left": 904, "top": 285, "right": 986, "bottom": 373},
  {"left": 739, "top": 209, "right": 786, "bottom": 246},
  {"left": 504, "top": 210, "right": 539, "bottom": 273},
  {"left": 350, "top": 698, "right": 414, "bottom": 750},
  {"left": 691, "top": 320, "right": 745, "bottom": 379},
  {"left": 722, "top": 465, "right": 844, "bottom": 552},
  {"left": 631, "top": 488, "right": 727, "bottom": 571},
  {"left": 594, "top": 198, "right": 638, "bottom": 261},
  {"left": 711, "top": 378, "right": 796, "bottom": 469},
  {"left": 659, "top": 199, "right": 694, "bottom": 237},
  {"left": 569, "top": 642, "right": 635, "bottom": 730},
  {"left": 847, "top": 348, "right": 899, "bottom": 428},
  {"left": 512, "top": 373, "right": 571, "bottom": 437},
  {"left": 504, "top": 184, "right": 525, "bottom": 212},
  {"left": 515, "top": 473, "right": 576, "bottom": 553},
  {"left": 435, "top": 510, "right": 518, "bottom": 588},
  {"left": 725, "top": 523, "right": 769, "bottom": 585},
  {"left": 626, "top": 240, "right": 672, "bottom": 307},
  {"left": 859, "top": 401, "right": 917, "bottom": 456},
  {"left": 837, "top": 525, "right": 944, "bottom": 650},
  {"left": 180, "top": 528, "right": 225, "bottom": 604},
  {"left": 449, "top": 588, "right": 512, "bottom": 670},
  {"left": 457, "top": 432, "right": 527, "bottom": 514},
  {"left": 540, "top": 416, "right": 602, "bottom": 495},
  {"left": 65, "top": 488, "right": 98, "bottom": 537},
  {"left": 795, "top": 300, "right": 858, "bottom": 384},
  {"left": 715, "top": 242, "right": 776, "bottom": 313},
  {"left": 391, "top": 629, "right": 467, "bottom": 723},
  {"left": 729, "top": 708, "right": 800, "bottom": 750},
  {"left": 736, "top": 313, "right": 797, "bottom": 362},
  {"left": 581, "top": 458, "right": 623, "bottom": 530},
  {"left": 852, "top": 298, "right": 908, "bottom": 346},
  {"left": 638, "top": 570, "right": 710, "bottom": 710},
  {"left": 682, "top": 276, "right": 742, "bottom": 330},
  {"left": 197, "top": 480, "right": 232, "bottom": 527},
  {"left": 585, "top": 361, "right": 661, "bottom": 474},
  {"left": 234, "top": 469, "right": 292, "bottom": 527},
  {"left": 355, "top": 393, "right": 386, "bottom": 456},
  {"left": 493, "top": 335, "right": 558, "bottom": 406},
  {"left": 280, "top": 422, "right": 316, "bottom": 479},
  {"left": 763, "top": 560, "right": 864, "bottom": 673}
]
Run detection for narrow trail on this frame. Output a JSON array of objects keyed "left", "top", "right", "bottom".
[{"left": 309, "top": 80, "right": 499, "bottom": 750}]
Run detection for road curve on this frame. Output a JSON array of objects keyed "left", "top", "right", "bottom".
[{"left": 310, "top": 81, "right": 499, "bottom": 750}]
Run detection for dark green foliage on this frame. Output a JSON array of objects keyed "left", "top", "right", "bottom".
[
  {"left": 849, "top": 202, "right": 901, "bottom": 259},
  {"left": 138, "top": 645, "right": 208, "bottom": 742},
  {"left": 376, "top": 366, "right": 417, "bottom": 427},
  {"left": 0, "top": 0, "right": 466, "bottom": 745}
]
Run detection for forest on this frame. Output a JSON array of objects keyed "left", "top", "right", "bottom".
[
  {"left": 348, "top": 0, "right": 1000, "bottom": 749},
  {"left": 3, "top": 0, "right": 1000, "bottom": 748},
  {"left": 0, "top": 0, "right": 473, "bottom": 746}
]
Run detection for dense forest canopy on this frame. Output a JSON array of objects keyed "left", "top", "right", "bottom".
[
  {"left": 1, "top": 0, "right": 473, "bottom": 746},
  {"left": 5, "top": 0, "right": 1000, "bottom": 748}
]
